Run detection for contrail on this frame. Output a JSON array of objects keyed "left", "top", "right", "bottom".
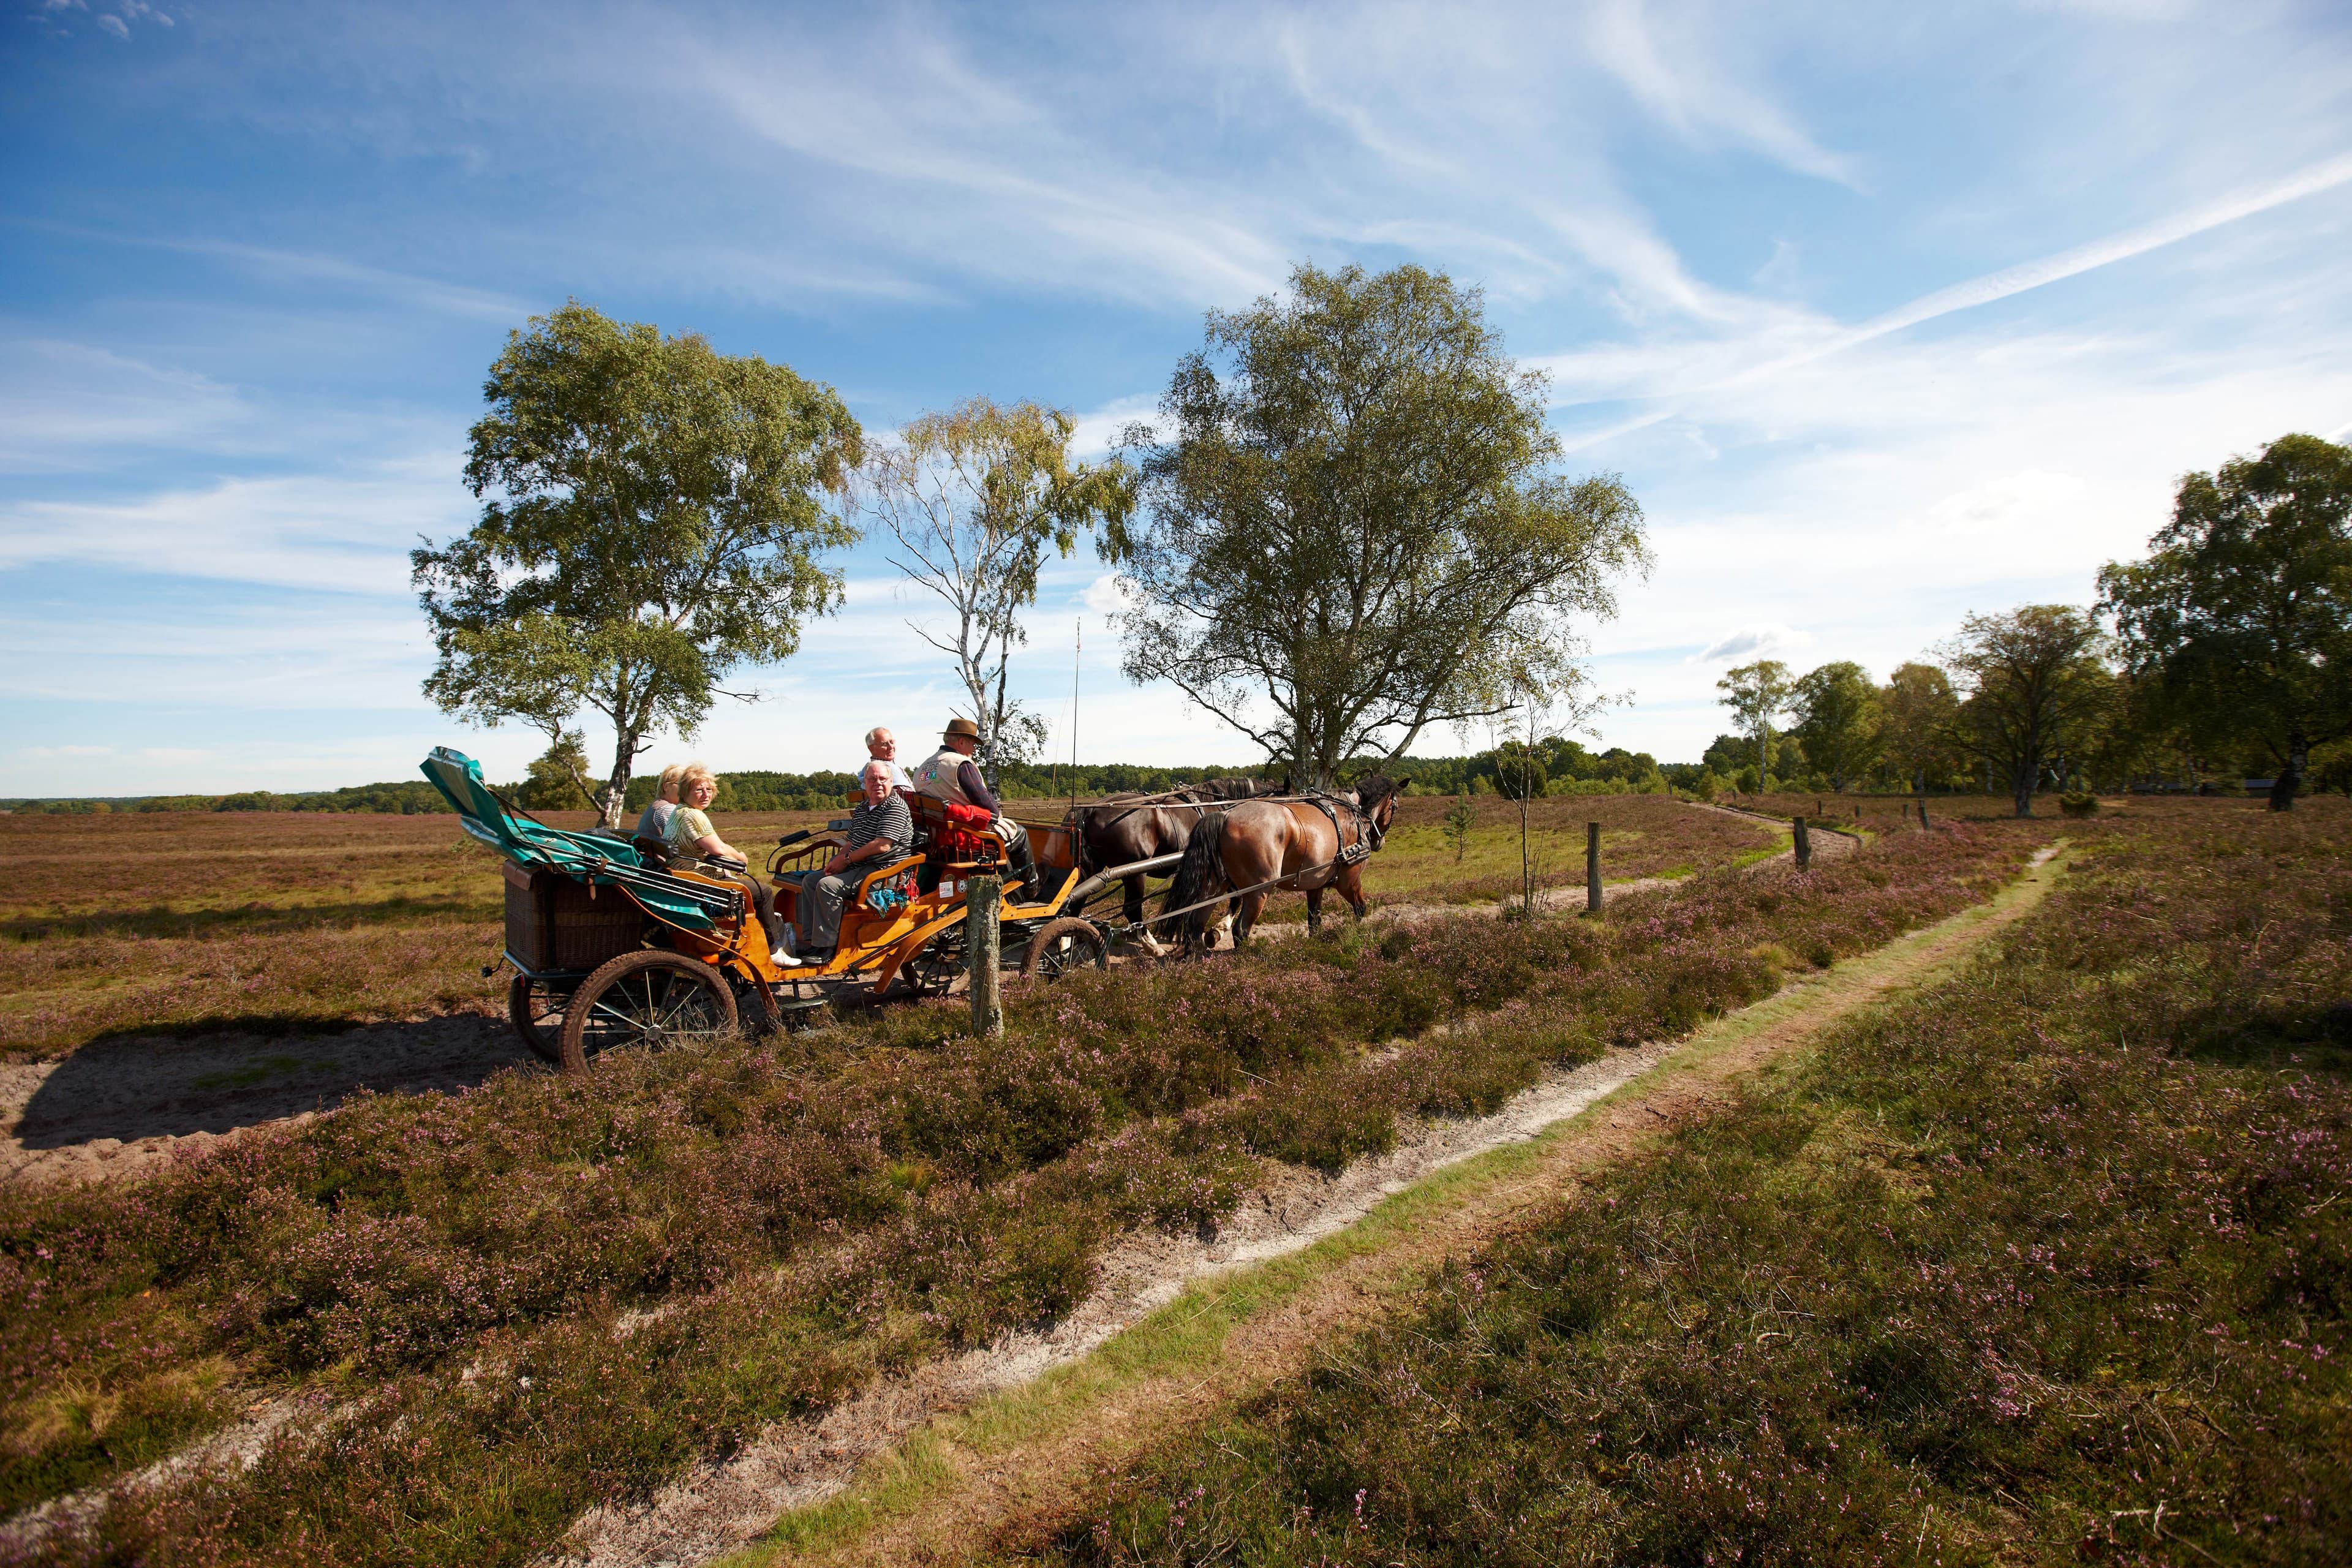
[{"left": 1557, "top": 148, "right": 2352, "bottom": 448}]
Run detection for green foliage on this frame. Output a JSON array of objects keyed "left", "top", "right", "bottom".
[
  {"left": 1792, "top": 660, "right": 1880, "bottom": 791},
  {"left": 1486, "top": 739, "right": 1548, "bottom": 799},
  {"left": 413, "top": 302, "right": 862, "bottom": 824},
  {"left": 1716, "top": 659, "right": 1795, "bottom": 781},
  {"left": 2103, "top": 431, "right": 2352, "bottom": 809},
  {"left": 513, "top": 732, "right": 595, "bottom": 811},
  {"left": 1106, "top": 262, "right": 1648, "bottom": 788},
  {"left": 1441, "top": 791, "right": 1476, "bottom": 861},
  {"left": 1875, "top": 660, "right": 1958, "bottom": 793},
  {"left": 1941, "top": 605, "right": 2111, "bottom": 817},
  {"left": 864, "top": 397, "right": 1134, "bottom": 783}
]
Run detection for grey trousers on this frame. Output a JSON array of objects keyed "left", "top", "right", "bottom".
[{"left": 794, "top": 870, "right": 856, "bottom": 948}]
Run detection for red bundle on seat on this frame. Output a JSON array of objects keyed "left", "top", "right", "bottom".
[
  {"left": 936, "top": 827, "right": 999, "bottom": 863},
  {"left": 940, "top": 799, "right": 993, "bottom": 832}
]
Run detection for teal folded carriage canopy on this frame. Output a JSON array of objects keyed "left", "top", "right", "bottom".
[{"left": 420, "top": 747, "right": 739, "bottom": 933}]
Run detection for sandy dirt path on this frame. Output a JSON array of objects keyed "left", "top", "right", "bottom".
[
  {"left": 0, "top": 1014, "right": 529, "bottom": 1188},
  {"left": 554, "top": 840, "right": 2065, "bottom": 1568}
]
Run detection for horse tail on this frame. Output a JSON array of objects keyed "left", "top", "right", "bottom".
[{"left": 1164, "top": 812, "right": 1227, "bottom": 938}]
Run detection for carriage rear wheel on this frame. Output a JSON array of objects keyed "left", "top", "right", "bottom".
[
  {"left": 506, "top": 973, "right": 567, "bottom": 1065},
  {"left": 1021, "top": 916, "right": 1109, "bottom": 981},
  {"left": 557, "top": 949, "right": 739, "bottom": 1073}
]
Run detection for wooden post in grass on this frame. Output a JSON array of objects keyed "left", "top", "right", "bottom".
[
  {"left": 967, "top": 874, "right": 1002, "bottom": 1038},
  {"left": 1586, "top": 821, "right": 1602, "bottom": 914},
  {"left": 1794, "top": 816, "right": 1812, "bottom": 870},
  {"left": 1919, "top": 800, "right": 1930, "bottom": 829}
]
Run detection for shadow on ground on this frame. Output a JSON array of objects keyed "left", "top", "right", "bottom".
[{"left": 2, "top": 1014, "right": 535, "bottom": 1185}]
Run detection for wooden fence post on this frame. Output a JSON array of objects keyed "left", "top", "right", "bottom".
[
  {"left": 1793, "top": 816, "right": 1812, "bottom": 870},
  {"left": 1918, "top": 801, "right": 1930, "bottom": 829},
  {"left": 967, "top": 873, "right": 1002, "bottom": 1038},
  {"left": 1586, "top": 821, "right": 1602, "bottom": 914}
]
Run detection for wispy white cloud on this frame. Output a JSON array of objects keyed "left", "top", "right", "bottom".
[
  {"left": 1586, "top": 0, "right": 1857, "bottom": 186},
  {"left": 0, "top": 456, "right": 467, "bottom": 595},
  {"left": 1694, "top": 624, "right": 1812, "bottom": 664}
]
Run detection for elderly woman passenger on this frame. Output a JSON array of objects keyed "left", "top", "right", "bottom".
[
  {"left": 665, "top": 764, "right": 791, "bottom": 967},
  {"left": 633, "top": 764, "right": 685, "bottom": 849}
]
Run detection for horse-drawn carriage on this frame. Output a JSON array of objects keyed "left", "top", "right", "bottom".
[
  {"left": 423, "top": 748, "right": 1133, "bottom": 1071},
  {"left": 423, "top": 747, "right": 1398, "bottom": 1071}
]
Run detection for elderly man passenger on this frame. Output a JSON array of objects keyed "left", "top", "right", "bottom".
[
  {"left": 864, "top": 726, "right": 913, "bottom": 794},
  {"left": 784, "top": 760, "right": 914, "bottom": 963},
  {"left": 663, "top": 763, "right": 791, "bottom": 967},
  {"left": 913, "top": 716, "right": 1037, "bottom": 895}
]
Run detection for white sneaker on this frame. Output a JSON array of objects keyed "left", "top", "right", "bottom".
[{"left": 771, "top": 948, "right": 804, "bottom": 968}]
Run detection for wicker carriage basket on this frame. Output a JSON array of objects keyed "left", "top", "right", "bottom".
[{"left": 502, "top": 860, "right": 644, "bottom": 972}]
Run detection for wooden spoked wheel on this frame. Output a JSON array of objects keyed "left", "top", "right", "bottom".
[
  {"left": 506, "top": 973, "right": 568, "bottom": 1065},
  {"left": 897, "top": 923, "right": 969, "bottom": 998},
  {"left": 557, "top": 949, "right": 738, "bottom": 1073},
  {"left": 1021, "top": 916, "right": 1108, "bottom": 981}
]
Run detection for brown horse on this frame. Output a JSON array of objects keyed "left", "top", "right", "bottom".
[
  {"left": 1161, "top": 777, "right": 1399, "bottom": 951},
  {"left": 1074, "top": 778, "right": 1287, "bottom": 943}
]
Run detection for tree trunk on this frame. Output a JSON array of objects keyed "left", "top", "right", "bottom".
[
  {"left": 2270, "top": 733, "right": 2306, "bottom": 812},
  {"left": 2012, "top": 757, "right": 2035, "bottom": 818},
  {"left": 601, "top": 732, "right": 635, "bottom": 831}
]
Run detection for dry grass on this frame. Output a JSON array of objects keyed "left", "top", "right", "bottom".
[
  {"left": 0, "top": 810, "right": 832, "bottom": 1063},
  {"left": 1348, "top": 793, "right": 1776, "bottom": 911}
]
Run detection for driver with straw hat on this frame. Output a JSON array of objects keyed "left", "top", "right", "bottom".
[{"left": 913, "top": 716, "right": 1037, "bottom": 895}]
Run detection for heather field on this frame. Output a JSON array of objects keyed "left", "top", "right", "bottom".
[
  {"left": 1044, "top": 801, "right": 2352, "bottom": 1567},
  {"left": 0, "top": 797, "right": 1773, "bottom": 1063},
  {"left": 0, "top": 807, "right": 2037, "bottom": 1565}
]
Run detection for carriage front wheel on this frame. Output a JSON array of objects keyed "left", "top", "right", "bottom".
[
  {"left": 557, "top": 949, "right": 739, "bottom": 1073},
  {"left": 1021, "top": 917, "right": 1109, "bottom": 981}
]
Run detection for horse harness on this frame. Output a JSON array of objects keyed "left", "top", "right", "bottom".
[{"left": 1301, "top": 790, "right": 1384, "bottom": 868}]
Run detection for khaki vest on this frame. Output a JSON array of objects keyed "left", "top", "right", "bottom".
[{"left": 914, "top": 746, "right": 979, "bottom": 808}]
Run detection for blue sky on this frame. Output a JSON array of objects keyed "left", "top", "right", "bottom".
[{"left": 4, "top": 0, "right": 2350, "bottom": 795}]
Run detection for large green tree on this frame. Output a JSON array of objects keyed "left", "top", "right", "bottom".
[
  {"left": 864, "top": 397, "right": 1134, "bottom": 785},
  {"left": 1716, "top": 660, "right": 1795, "bottom": 786},
  {"left": 1791, "top": 660, "right": 1880, "bottom": 792},
  {"left": 2100, "top": 432, "right": 2352, "bottom": 810},
  {"left": 1104, "top": 263, "right": 1648, "bottom": 790},
  {"left": 1875, "top": 662, "right": 1958, "bottom": 794},
  {"left": 1939, "top": 605, "right": 2109, "bottom": 817},
  {"left": 414, "top": 303, "right": 862, "bottom": 826}
]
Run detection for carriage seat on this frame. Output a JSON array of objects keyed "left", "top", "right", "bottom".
[{"left": 908, "top": 793, "right": 1000, "bottom": 867}]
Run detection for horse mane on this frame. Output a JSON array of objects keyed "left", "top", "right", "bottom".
[
  {"left": 1352, "top": 774, "right": 1399, "bottom": 810},
  {"left": 1190, "top": 776, "right": 1284, "bottom": 802}
]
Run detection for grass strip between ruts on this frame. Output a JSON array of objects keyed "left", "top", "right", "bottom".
[{"left": 725, "top": 846, "right": 2073, "bottom": 1566}]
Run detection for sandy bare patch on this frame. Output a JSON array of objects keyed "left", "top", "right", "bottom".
[{"left": 1, "top": 1014, "right": 532, "bottom": 1189}]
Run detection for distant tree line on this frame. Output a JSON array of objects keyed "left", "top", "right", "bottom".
[{"left": 1687, "top": 432, "right": 2351, "bottom": 815}]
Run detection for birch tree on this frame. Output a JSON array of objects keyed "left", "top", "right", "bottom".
[{"left": 864, "top": 398, "right": 1136, "bottom": 783}]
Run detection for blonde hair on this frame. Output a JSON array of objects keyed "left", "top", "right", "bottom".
[
  {"left": 677, "top": 764, "right": 717, "bottom": 796},
  {"left": 657, "top": 763, "right": 685, "bottom": 799}
]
